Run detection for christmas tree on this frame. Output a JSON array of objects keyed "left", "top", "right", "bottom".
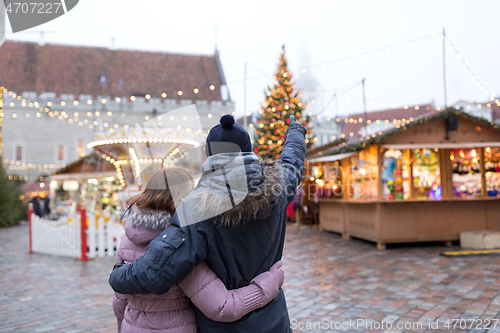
[
  {"left": 0, "top": 163, "right": 24, "bottom": 227},
  {"left": 254, "top": 46, "right": 313, "bottom": 159}
]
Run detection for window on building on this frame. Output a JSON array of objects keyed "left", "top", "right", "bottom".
[
  {"left": 77, "top": 140, "right": 85, "bottom": 158},
  {"left": 58, "top": 145, "right": 64, "bottom": 161},
  {"left": 16, "top": 146, "right": 22, "bottom": 161}
]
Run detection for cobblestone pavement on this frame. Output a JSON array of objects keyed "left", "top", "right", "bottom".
[
  {"left": 284, "top": 226, "right": 500, "bottom": 333},
  {"left": 1, "top": 224, "right": 500, "bottom": 332}
]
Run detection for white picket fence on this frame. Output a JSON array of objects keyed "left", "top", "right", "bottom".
[
  {"left": 30, "top": 211, "right": 125, "bottom": 259},
  {"left": 86, "top": 213, "right": 125, "bottom": 258},
  {"left": 31, "top": 214, "right": 82, "bottom": 257}
]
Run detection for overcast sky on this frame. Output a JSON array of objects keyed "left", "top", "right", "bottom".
[{"left": 5, "top": 0, "right": 500, "bottom": 118}]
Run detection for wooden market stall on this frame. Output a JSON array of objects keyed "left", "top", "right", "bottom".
[
  {"left": 307, "top": 109, "right": 500, "bottom": 249},
  {"left": 50, "top": 153, "right": 121, "bottom": 216}
]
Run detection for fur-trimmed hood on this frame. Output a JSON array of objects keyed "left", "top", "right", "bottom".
[
  {"left": 121, "top": 204, "right": 173, "bottom": 246},
  {"left": 121, "top": 204, "right": 172, "bottom": 230},
  {"left": 193, "top": 153, "right": 284, "bottom": 227}
]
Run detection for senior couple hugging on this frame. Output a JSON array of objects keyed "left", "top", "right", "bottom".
[{"left": 109, "top": 114, "right": 307, "bottom": 332}]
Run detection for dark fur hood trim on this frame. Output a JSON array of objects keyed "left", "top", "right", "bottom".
[
  {"left": 195, "top": 157, "right": 284, "bottom": 227},
  {"left": 121, "top": 204, "right": 172, "bottom": 230}
]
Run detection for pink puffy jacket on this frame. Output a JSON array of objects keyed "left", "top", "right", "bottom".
[{"left": 113, "top": 205, "right": 284, "bottom": 333}]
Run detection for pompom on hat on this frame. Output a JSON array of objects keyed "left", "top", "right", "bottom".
[{"left": 205, "top": 115, "right": 252, "bottom": 156}]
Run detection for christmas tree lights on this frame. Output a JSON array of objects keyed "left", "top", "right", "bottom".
[{"left": 254, "top": 46, "right": 314, "bottom": 159}]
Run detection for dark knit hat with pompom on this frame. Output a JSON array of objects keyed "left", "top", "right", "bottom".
[{"left": 205, "top": 115, "right": 252, "bottom": 156}]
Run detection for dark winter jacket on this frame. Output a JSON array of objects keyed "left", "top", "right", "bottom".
[
  {"left": 114, "top": 205, "right": 285, "bottom": 333},
  {"left": 109, "top": 123, "right": 306, "bottom": 333},
  {"left": 30, "top": 197, "right": 42, "bottom": 217}
]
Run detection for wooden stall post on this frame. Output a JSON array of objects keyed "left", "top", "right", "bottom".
[
  {"left": 341, "top": 157, "right": 350, "bottom": 200},
  {"left": 438, "top": 149, "right": 446, "bottom": 198},
  {"left": 407, "top": 149, "right": 414, "bottom": 200},
  {"left": 76, "top": 205, "right": 90, "bottom": 261},
  {"left": 377, "top": 146, "right": 384, "bottom": 201},
  {"left": 479, "top": 147, "right": 487, "bottom": 197},
  {"left": 439, "top": 149, "right": 453, "bottom": 199},
  {"left": 340, "top": 157, "right": 350, "bottom": 240}
]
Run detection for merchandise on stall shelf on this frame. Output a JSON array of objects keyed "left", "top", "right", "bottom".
[
  {"left": 485, "top": 147, "right": 500, "bottom": 197},
  {"left": 382, "top": 149, "right": 409, "bottom": 201},
  {"left": 395, "top": 159, "right": 404, "bottom": 200},
  {"left": 324, "top": 183, "right": 332, "bottom": 199},
  {"left": 348, "top": 146, "right": 378, "bottom": 200},
  {"left": 428, "top": 182, "right": 442, "bottom": 200},
  {"left": 85, "top": 176, "right": 123, "bottom": 215},
  {"left": 486, "top": 171, "right": 500, "bottom": 197},
  {"left": 451, "top": 148, "right": 482, "bottom": 198},
  {"left": 314, "top": 161, "right": 343, "bottom": 200},
  {"left": 412, "top": 148, "right": 440, "bottom": 200},
  {"left": 387, "top": 180, "right": 395, "bottom": 200}
]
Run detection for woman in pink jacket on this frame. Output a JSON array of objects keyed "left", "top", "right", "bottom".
[{"left": 113, "top": 168, "right": 284, "bottom": 332}]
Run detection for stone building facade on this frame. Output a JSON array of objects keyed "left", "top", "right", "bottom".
[{"left": 0, "top": 41, "right": 234, "bottom": 181}]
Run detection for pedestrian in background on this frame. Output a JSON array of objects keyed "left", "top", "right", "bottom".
[
  {"left": 42, "top": 195, "right": 51, "bottom": 218},
  {"left": 30, "top": 196, "right": 42, "bottom": 217},
  {"left": 293, "top": 186, "right": 304, "bottom": 229}
]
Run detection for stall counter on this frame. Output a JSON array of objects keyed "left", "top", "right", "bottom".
[{"left": 319, "top": 198, "right": 500, "bottom": 249}]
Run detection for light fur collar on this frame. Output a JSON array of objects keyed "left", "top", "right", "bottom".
[{"left": 195, "top": 157, "right": 284, "bottom": 227}]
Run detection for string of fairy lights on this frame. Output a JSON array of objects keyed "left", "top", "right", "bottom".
[
  {"left": 3, "top": 159, "right": 65, "bottom": 170},
  {"left": 445, "top": 35, "right": 496, "bottom": 100},
  {"left": 2, "top": 29, "right": 497, "bottom": 129},
  {"left": 3, "top": 96, "right": 499, "bottom": 181},
  {"left": 2, "top": 30, "right": 499, "bottom": 181},
  {"left": 228, "top": 31, "right": 496, "bottom": 115},
  {"left": 7, "top": 84, "right": 498, "bottom": 131},
  {"left": 2, "top": 87, "right": 227, "bottom": 133},
  {"left": 227, "top": 33, "right": 437, "bottom": 87},
  {"left": 6, "top": 174, "right": 44, "bottom": 181}
]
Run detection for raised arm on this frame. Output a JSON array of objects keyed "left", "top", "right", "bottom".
[
  {"left": 109, "top": 217, "right": 208, "bottom": 295},
  {"left": 179, "top": 261, "right": 285, "bottom": 322},
  {"left": 279, "top": 115, "right": 307, "bottom": 204}
]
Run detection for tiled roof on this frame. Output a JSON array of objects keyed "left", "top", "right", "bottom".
[
  {"left": 235, "top": 115, "right": 252, "bottom": 127},
  {"left": 0, "top": 40, "right": 224, "bottom": 101},
  {"left": 342, "top": 104, "right": 437, "bottom": 136},
  {"left": 490, "top": 103, "right": 500, "bottom": 121}
]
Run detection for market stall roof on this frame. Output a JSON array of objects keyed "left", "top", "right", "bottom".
[
  {"left": 308, "top": 108, "right": 500, "bottom": 159},
  {"left": 306, "top": 137, "right": 346, "bottom": 158},
  {"left": 382, "top": 142, "right": 500, "bottom": 149},
  {"left": 48, "top": 171, "right": 117, "bottom": 181},
  {"left": 53, "top": 153, "right": 115, "bottom": 175},
  {"left": 342, "top": 104, "right": 437, "bottom": 136},
  {"left": 22, "top": 181, "right": 47, "bottom": 192},
  {"left": 307, "top": 152, "right": 357, "bottom": 163}
]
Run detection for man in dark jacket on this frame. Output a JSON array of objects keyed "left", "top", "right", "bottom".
[
  {"left": 109, "top": 114, "right": 306, "bottom": 333},
  {"left": 30, "top": 196, "right": 43, "bottom": 217}
]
